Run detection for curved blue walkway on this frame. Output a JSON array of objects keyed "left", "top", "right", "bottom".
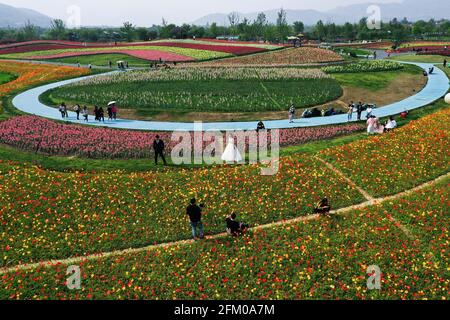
[{"left": 12, "top": 62, "right": 449, "bottom": 132}]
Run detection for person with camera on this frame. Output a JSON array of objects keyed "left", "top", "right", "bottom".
[
  {"left": 226, "top": 213, "right": 249, "bottom": 237},
  {"left": 186, "top": 198, "right": 204, "bottom": 240}
]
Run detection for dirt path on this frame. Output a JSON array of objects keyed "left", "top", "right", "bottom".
[{"left": 1, "top": 169, "right": 448, "bottom": 276}]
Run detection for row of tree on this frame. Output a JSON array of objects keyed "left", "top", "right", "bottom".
[{"left": 0, "top": 10, "right": 449, "bottom": 45}]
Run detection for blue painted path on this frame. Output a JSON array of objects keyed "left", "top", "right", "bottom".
[{"left": 12, "top": 61, "right": 449, "bottom": 132}]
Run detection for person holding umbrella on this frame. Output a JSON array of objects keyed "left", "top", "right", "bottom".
[{"left": 108, "top": 101, "right": 118, "bottom": 120}]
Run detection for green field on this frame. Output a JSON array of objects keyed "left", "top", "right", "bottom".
[
  {"left": 332, "top": 64, "right": 421, "bottom": 90},
  {"left": 388, "top": 54, "right": 448, "bottom": 64},
  {"left": 42, "top": 68, "right": 343, "bottom": 116},
  {"left": 0, "top": 72, "right": 17, "bottom": 85},
  {"left": 46, "top": 53, "right": 151, "bottom": 67}
]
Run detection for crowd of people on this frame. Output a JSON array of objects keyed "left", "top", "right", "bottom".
[{"left": 58, "top": 102, "right": 119, "bottom": 122}]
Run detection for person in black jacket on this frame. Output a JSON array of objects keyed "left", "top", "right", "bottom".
[
  {"left": 226, "top": 213, "right": 249, "bottom": 237},
  {"left": 356, "top": 102, "right": 363, "bottom": 121},
  {"left": 153, "top": 135, "right": 167, "bottom": 165},
  {"left": 186, "top": 198, "right": 204, "bottom": 239}
]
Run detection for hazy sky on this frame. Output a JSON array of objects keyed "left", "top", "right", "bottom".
[{"left": 1, "top": 0, "right": 401, "bottom": 26}]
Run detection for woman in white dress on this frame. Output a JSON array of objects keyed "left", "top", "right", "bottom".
[{"left": 221, "top": 137, "right": 243, "bottom": 162}]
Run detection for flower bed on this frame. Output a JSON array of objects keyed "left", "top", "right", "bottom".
[
  {"left": 322, "top": 60, "right": 403, "bottom": 74},
  {"left": 0, "top": 152, "right": 365, "bottom": 268},
  {"left": 46, "top": 67, "right": 343, "bottom": 114},
  {"left": 0, "top": 60, "right": 89, "bottom": 101},
  {"left": 1, "top": 177, "right": 447, "bottom": 299},
  {"left": 0, "top": 45, "right": 231, "bottom": 61},
  {"left": 148, "top": 42, "right": 268, "bottom": 55},
  {"left": 0, "top": 115, "right": 364, "bottom": 159},
  {"left": 320, "top": 108, "right": 450, "bottom": 197},
  {"left": 196, "top": 47, "right": 343, "bottom": 66},
  {"left": 27, "top": 49, "right": 196, "bottom": 62}
]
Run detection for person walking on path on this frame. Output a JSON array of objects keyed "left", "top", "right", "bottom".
[
  {"left": 73, "top": 104, "right": 81, "bottom": 120},
  {"left": 98, "top": 107, "right": 105, "bottom": 122},
  {"left": 347, "top": 101, "right": 354, "bottom": 121},
  {"left": 288, "top": 105, "right": 296, "bottom": 123},
  {"left": 186, "top": 199, "right": 204, "bottom": 240},
  {"left": 93, "top": 106, "right": 99, "bottom": 121},
  {"left": 111, "top": 104, "right": 118, "bottom": 120},
  {"left": 153, "top": 135, "right": 167, "bottom": 165},
  {"left": 59, "top": 103, "right": 66, "bottom": 119},
  {"left": 82, "top": 106, "right": 89, "bottom": 122},
  {"left": 356, "top": 102, "right": 363, "bottom": 121},
  {"left": 107, "top": 105, "right": 113, "bottom": 121}
]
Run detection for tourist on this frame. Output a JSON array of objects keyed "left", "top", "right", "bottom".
[
  {"left": 288, "top": 105, "right": 296, "bottom": 123},
  {"left": 186, "top": 198, "right": 204, "bottom": 240},
  {"left": 423, "top": 69, "right": 428, "bottom": 77},
  {"left": 314, "top": 198, "right": 331, "bottom": 216},
  {"left": 347, "top": 102, "right": 354, "bottom": 121},
  {"left": 366, "top": 105, "right": 374, "bottom": 119},
  {"left": 384, "top": 116, "right": 397, "bottom": 132},
  {"left": 367, "top": 115, "right": 377, "bottom": 134},
  {"left": 256, "top": 121, "right": 265, "bottom": 132},
  {"left": 73, "top": 104, "right": 81, "bottom": 120},
  {"left": 356, "top": 102, "right": 363, "bottom": 121},
  {"left": 93, "top": 106, "right": 99, "bottom": 121},
  {"left": 111, "top": 104, "right": 118, "bottom": 120},
  {"left": 400, "top": 110, "right": 409, "bottom": 119},
  {"left": 444, "top": 59, "right": 447, "bottom": 68},
  {"left": 226, "top": 213, "right": 249, "bottom": 237},
  {"left": 58, "top": 103, "right": 66, "bottom": 119},
  {"left": 98, "top": 107, "right": 105, "bottom": 122},
  {"left": 82, "top": 106, "right": 89, "bottom": 122},
  {"left": 109, "top": 60, "right": 112, "bottom": 68},
  {"left": 373, "top": 116, "right": 384, "bottom": 134},
  {"left": 429, "top": 67, "right": 434, "bottom": 74},
  {"left": 107, "top": 105, "right": 113, "bottom": 121},
  {"left": 153, "top": 135, "right": 167, "bottom": 165}
]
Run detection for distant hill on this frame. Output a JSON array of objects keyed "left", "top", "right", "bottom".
[
  {"left": 0, "top": 2, "right": 53, "bottom": 28},
  {"left": 193, "top": 0, "right": 450, "bottom": 26}
]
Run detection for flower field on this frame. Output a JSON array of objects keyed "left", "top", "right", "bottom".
[
  {"left": 0, "top": 153, "right": 366, "bottom": 268},
  {"left": 45, "top": 67, "right": 343, "bottom": 114},
  {"left": 1, "top": 177, "right": 447, "bottom": 299},
  {"left": 322, "top": 60, "right": 404, "bottom": 74},
  {"left": 0, "top": 45, "right": 231, "bottom": 62},
  {"left": 0, "top": 115, "right": 364, "bottom": 159},
  {"left": 0, "top": 61, "right": 90, "bottom": 113},
  {"left": 196, "top": 47, "right": 344, "bottom": 67},
  {"left": 320, "top": 108, "right": 450, "bottom": 197}
]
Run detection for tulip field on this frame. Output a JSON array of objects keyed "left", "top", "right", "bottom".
[
  {"left": 0, "top": 46, "right": 448, "bottom": 301},
  {"left": 320, "top": 108, "right": 450, "bottom": 196},
  {"left": 0, "top": 172, "right": 447, "bottom": 299},
  {"left": 0, "top": 115, "right": 364, "bottom": 159},
  {"left": 44, "top": 67, "right": 343, "bottom": 115},
  {"left": 0, "top": 40, "right": 284, "bottom": 63}
]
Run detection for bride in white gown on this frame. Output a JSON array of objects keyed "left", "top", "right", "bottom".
[{"left": 221, "top": 137, "right": 243, "bottom": 162}]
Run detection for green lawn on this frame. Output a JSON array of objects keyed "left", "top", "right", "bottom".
[
  {"left": 46, "top": 53, "right": 151, "bottom": 67},
  {"left": 332, "top": 64, "right": 421, "bottom": 90},
  {"left": 0, "top": 72, "right": 17, "bottom": 85},
  {"left": 388, "top": 54, "right": 448, "bottom": 64}
]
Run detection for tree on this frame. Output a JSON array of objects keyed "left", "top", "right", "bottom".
[
  {"left": 136, "top": 27, "right": 150, "bottom": 41},
  {"left": 276, "top": 8, "right": 290, "bottom": 43},
  {"left": 48, "top": 19, "right": 66, "bottom": 40},
  {"left": 314, "top": 20, "right": 326, "bottom": 41},
  {"left": 253, "top": 13, "right": 268, "bottom": 40},
  {"left": 121, "top": 21, "right": 136, "bottom": 42},
  {"left": 20, "top": 21, "right": 39, "bottom": 41},
  {"left": 293, "top": 21, "right": 304, "bottom": 34},
  {"left": 228, "top": 12, "right": 240, "bottom": 35}
]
